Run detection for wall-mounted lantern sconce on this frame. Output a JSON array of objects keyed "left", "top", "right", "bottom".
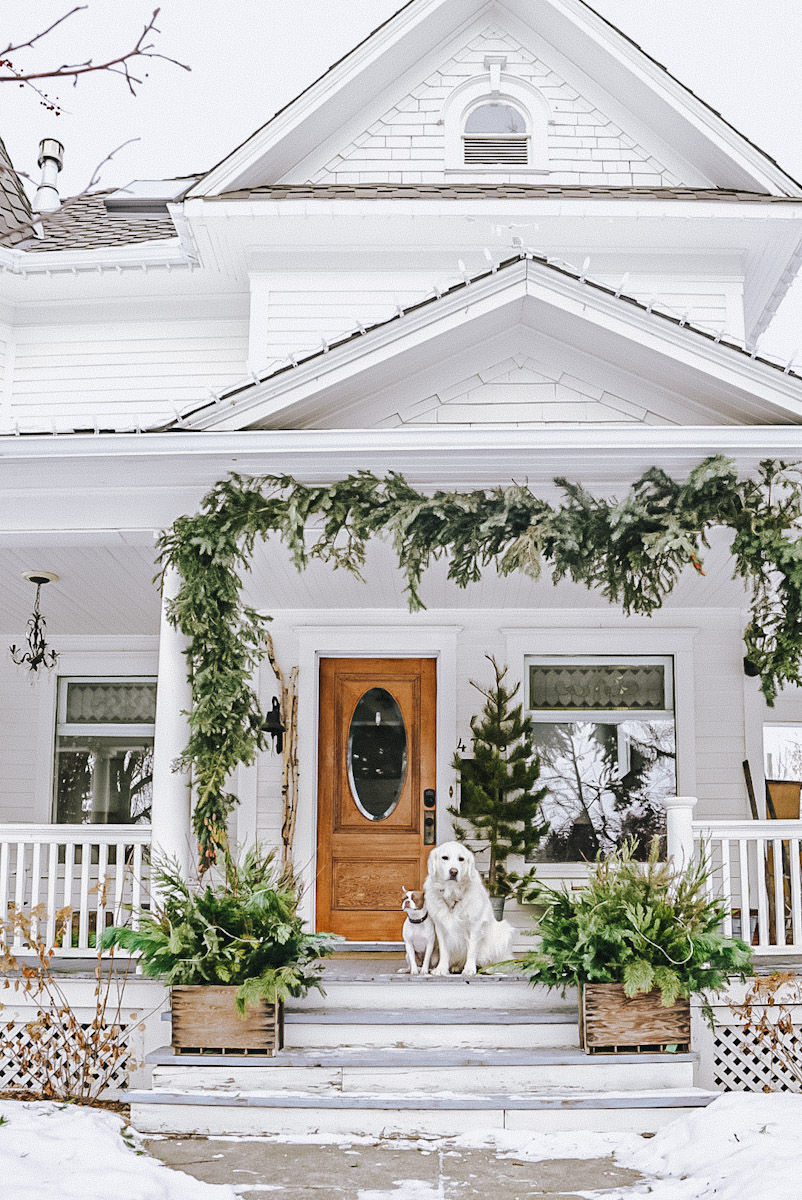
[
  {"left": 262, "top": 696, "right": 286, "bottom": 754},
  {"left": 10, "top": 571, "right": 59, "bottom": 674}
]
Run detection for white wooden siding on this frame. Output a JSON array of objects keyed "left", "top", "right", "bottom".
[
  {"left": 395, "top": 358, "right": 675, "bottom": 429},
  {"left": 0, "top": 323, "right": 11, "bottom": 428},
  {"left": 8, "top": 319, "right": 248, "bottom": 429},
  {"left": 252, "top": 272, "right": 736, "bottom": 384},
  {"left": 252, "top": 274, "right": 435, "bottom": 369},
  {"left": 309, "top": 26, "right": 678, "bottom": 187},
  {"left": 0, "top": 657, "right": 44, "bottom": 824},
  {"left": 0, "top": 607, "right": 767, "bottom": 844}
]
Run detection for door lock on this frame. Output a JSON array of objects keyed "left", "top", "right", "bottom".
[{"left": 423, "top": 788, "right": 436, "bottom": 844}]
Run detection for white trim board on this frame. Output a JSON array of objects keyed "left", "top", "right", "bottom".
[{"left": 294, "top": 624, "right": 460, "bottom": 930}]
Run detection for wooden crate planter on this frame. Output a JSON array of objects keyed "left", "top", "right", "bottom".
[
  {"left": 171, "top": 986, "right": 284, "bottom": 1056},
  {"left": 579, "top": 983, "right": 690, "bottom": 1054}
]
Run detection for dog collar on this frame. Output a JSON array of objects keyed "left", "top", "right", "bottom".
[{"left": 405, "top": 912, "right": 429, "bottom": 924}]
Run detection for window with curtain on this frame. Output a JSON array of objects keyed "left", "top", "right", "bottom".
[
  {"left": 53, "top": 678, "right": 156, "bottom": 825},
  {"left": 526, "top": 656, "right": 676, "bottom": 862}
]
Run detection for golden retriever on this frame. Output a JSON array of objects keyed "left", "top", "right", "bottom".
[{"left": 423, "top": 841, "right": 515, "bottom": 975}]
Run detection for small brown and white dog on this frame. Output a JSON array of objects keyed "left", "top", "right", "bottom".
[
  {"left": 401, "top": 887, "right": 439, "bottom": 975},
  {"left": 423, "top": 841, "right": 515, "bottom": 976}
]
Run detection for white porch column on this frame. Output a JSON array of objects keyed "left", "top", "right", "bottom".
[
  {"left": 151, "top": 566, "right": 194, "bottom": 878},
  {"left": 665, "top": 795, "right": 698, "bottom": 872}
]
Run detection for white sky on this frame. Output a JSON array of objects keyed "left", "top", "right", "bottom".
[{"left": 2, "top": 0, "right": 802, "bottom": 354}]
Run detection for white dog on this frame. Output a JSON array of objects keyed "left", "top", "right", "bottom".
[{"left": 423, "top": 841, "right": 515, "bottom": 976}]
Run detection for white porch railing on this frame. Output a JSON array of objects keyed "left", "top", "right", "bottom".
[
  {"left": 692, "top": 817, "right": 802, "bottom": 955},
  {"left": 0, "top": 825, "right": 150, "bottom": 956}
]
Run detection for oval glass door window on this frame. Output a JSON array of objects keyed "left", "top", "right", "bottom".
[{"left": 347, "top": 687, "right": 408, "bottom": 821}]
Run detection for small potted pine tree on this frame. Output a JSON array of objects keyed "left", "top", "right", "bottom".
[{"left": 450, "top": 656, "right": 549, "bottom": 917}]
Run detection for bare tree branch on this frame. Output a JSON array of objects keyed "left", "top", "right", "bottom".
[
  {"left": 1, "top": 6, "right": 88, "bottom": 58},
  {"left": 0, "top": 7, "right": 190, "bottom": 102},
  {"left": 84, "top": 137, "right": 141, "bottom": 193}
]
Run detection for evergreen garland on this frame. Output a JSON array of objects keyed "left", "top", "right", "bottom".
[
  {"left": 450, "top": 657, "right": 549, "bottom": 897},
  {"left": 157, "top": 455, "right": 802, "bottom": 868}
]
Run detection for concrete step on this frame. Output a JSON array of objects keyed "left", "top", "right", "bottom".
[
  {"left": 149, "top": 1045, "right": 695, "bottom": 1096},
  {"left": 129, "top": 1086, "right": 717, "bottom": 1138},
  {"left": 283, "top": 1005, "right": 578, "bottom": 1049}
]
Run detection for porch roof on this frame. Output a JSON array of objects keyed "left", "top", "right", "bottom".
[
  {"left": 0, "top": 424, "right": 792, "bottom": 632},
  {"left": 149, "top": 253, "right": 802, "bottom": 433}
]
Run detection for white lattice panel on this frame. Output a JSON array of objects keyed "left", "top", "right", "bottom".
[
  {"left": 712, "top": 1023, "right": 802, "bottom": 1093},
  {"left": 0, "top": 1020, "right": 131, "bottom": 1096},
  {"left": 0, "top": 976, "right": 168, "bottom": 1097}
]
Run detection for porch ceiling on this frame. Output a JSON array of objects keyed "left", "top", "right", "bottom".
[
  {"left": 0, "top": 522, "right": 749, "bottom": 639},
  {"left": 0, "top": 535, "right": 161, "bottom": 636}
]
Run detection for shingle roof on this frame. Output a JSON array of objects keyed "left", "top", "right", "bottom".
[
  {"left": 0, "top": 136, "right": 33, "bottom": 244},
  {"left": 11, "top": 190, "right": 177, "bottom": 252},
  {"left": 215, "top": 184, "right": 802, "bottom": 204}
]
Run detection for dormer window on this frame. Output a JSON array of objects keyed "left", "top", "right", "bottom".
[{"left": 463, "top": 103, "right": 529, "bottom": 166}]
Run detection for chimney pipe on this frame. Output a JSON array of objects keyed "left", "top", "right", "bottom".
[{"left": 33, "top": 138, "right": 64, "bottom": 214}]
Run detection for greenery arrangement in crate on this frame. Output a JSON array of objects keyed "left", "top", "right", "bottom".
[
  {"left": 517, "top": 841, "right": 753, "bottom": 1051},
  {"left": 450, "top": 657, "right": 549, "bottom": 908},
  {"left": 103, "top": 847, "right": 338, "bottom": 1054}
]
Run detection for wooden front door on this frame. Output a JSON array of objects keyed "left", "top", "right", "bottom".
[{"left": 316, "top": 658, "right": 436, "bottom": 941}]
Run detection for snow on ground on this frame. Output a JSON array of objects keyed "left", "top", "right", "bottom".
[
  {"left": 356, "top": 1185, "right": 443, "bottom": 1200},
  {"left": 0, "top": 1100, "right": 237, "bottom": 1200},
  {"left": 3, "top": 1093, "right": 802, "bottom": 1199},
  {"left": 617, "top": 1093, "right": 802, "bottom": 1200},
  {"left": 454, "top": 1094, "right": 802, "bottom": 1199}
]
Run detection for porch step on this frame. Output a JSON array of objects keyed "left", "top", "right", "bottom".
[
  {"left": 284, "top": 1005, "right": 578, "bottom": 1049},
  {"left": 294, "top": 975, "right": 558, "bottom": 1010},
  {"left": 148, "top": 1045, "right": 695, "bottom": 1095},
  {"left": 129, "top": 1086, "right": 717, "bottom": 1137}
]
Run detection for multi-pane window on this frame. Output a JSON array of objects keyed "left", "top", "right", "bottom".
[
  {"left": 54, "top": 678, "right": 156, "bottom": 825},
  {"left": 526, "top": 656, "right": 676, "bottom": 862},
  {"left": 463, "top": 102, "right": 529, "bottom": 165}
]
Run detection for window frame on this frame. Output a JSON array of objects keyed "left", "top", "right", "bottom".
[
  {"left": 53, "top": 673, "right": 157, "bottom": 825},
  {"left": 523, "top": 653, "right": 676, "bottom": 865},
  {"left": 501, "top": 626, "right": 697, "bottom": 877}
]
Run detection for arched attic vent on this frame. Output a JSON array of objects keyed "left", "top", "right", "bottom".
[
  {"left": 463, "top": 101, "right": 529, "bottom": 165},
  {"left": 442, "top": 57, "right": 550, "bottom": 174}
]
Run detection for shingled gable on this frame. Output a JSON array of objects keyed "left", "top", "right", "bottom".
[
  {"left": 163, "top": 253, "right": 802, "bottom": 434},
  {"left": 187, "top": 0, "right": 802, "bottom": 198},
  {"left": 0, "top": 136, "right": 33, "bottom": 245}
]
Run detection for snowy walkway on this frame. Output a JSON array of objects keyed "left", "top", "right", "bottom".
[{"left": 1, "top": 1094, "right": 801, "bottom": 1199}]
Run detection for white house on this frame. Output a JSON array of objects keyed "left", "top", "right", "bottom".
[{"left": 2, "top": 0, "right": 802, "bottom": 968}]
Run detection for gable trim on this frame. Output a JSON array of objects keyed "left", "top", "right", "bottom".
[
  {"left": 187, "top": 0, "right": 802, "bottom": 199},
  {"left": 155, "top": 251, "right": 802, "bottom": 434}
]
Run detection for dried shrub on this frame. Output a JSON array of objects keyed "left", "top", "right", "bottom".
[
  {"left": 0, "top": 896, "right": 137, "bottom": 1103},
  {"left": 730, "top": 971, "right": 802, "bottom": 1090}
]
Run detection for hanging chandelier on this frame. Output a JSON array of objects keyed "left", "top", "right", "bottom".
[{"left": 10, "top": 571, "right": 59, "bottom": 674}]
